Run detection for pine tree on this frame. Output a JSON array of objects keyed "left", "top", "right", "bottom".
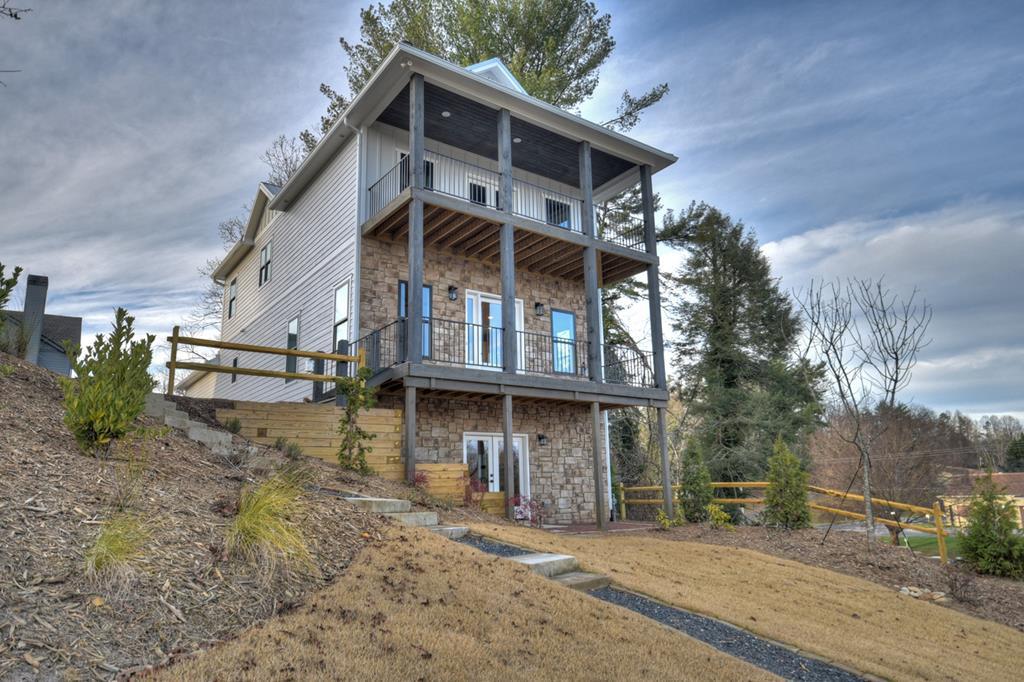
[
  {"left": 960, "top": 473, "right": 1024, "bottom": 578},
  {"left": 679, "top": 439, "right": 714, "bottom": 522},
  {"left": 762, "top": 438, "right": 811, "bottom": 529},
  {"left": 1005, "top": 435, "right": 1024, "bottom": 472},
  {"left": 664, "top": 202, "right": 822, "bottom": 482}
]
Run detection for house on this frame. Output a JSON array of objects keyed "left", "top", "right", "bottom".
[
  {"left": 941, "top": 467, "right": 1024, "bottom": 528},
  {"left": 206, "top": 44, "right": 677, "bottom": 525},
  {"left": 1, "top": 274, "right": 82, "bottom": 376},
  {"left": 176, "top": 355, "right": 220, "bottom": 398}
]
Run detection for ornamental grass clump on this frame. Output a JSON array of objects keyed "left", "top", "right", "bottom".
[
  {"left": 960, "top": 472, "right": 1024, "bottom": 579},
  {"left": 61, "top": 308, "right": 155, "bottom": 455},
  {"left": 762, "top": 437, "right": 811, "bottom": 529},
  {"left": 226, "top": 470, "right": 314, "bottom": 579},
  {"left": 84, "top": 513, "right": 150, "bottom": 585}
]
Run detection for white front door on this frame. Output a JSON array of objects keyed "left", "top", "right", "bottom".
[
  {"left": 465, "top": 290, "right": 524, "bottom": 370},
  {"left": 463, "top": 432, "right": 530, "bottom": 497}
]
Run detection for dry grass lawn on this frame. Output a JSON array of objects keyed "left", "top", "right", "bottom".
[
  {"left": 469, "top": 523, "right": 1024, "bottom": 682},
  {"left": 160, "top": 527, "right": 776, "bottom": 681}
]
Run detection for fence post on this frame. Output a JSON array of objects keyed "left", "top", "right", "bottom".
[
  {"left": 933, "top": 501, "right": 948, "bottom": 564},
  {"left": 617, "top": 482, "right": 627, "bottom": 521},
  {"left": 166, "top": 325, "right": 179, "bottom": 396},
  {"left": 335, "top": 340, "right": 349, "bottom": 407},
  {"left": 312, "top": 357, "right": 324, "bottom": 402}
]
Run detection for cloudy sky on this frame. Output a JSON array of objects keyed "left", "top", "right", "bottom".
[{"left": 2, "top": 1, "right": 1022, "bottom": 417}]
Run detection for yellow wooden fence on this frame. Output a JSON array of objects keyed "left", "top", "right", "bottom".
[{"left": 617, "top": 481, "right": 949, "bottom": 563}]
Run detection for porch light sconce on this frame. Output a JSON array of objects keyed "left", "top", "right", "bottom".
[
  {"left": 538, "top": 434, "right": 549, "bottom": 446},
  {"left": 448, "top": 285, "right": 459, "bottom": 301},
  {"left": 534, "top": 302, "right": 545, "bottom": 316}
]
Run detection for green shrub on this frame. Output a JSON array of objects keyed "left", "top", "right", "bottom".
[
  {"left": 960, "top": 473, "right": 1024, "bottom": 579},
  {"left": 336, "top": 366, "right": 377, "bottom": 474},
  {"left": 274, "top": 436, "right": 288, "bottom": 450},
  {"left": 655, "top": 504, "right": 685, "bottom": 530},
  {"left": 762, "top": 437, "right": 811, "bottom": 529},
  {"left": 84, "top": 513, "right": 150, "bottom": 581},
  {"left": 0, "top": 363, "right": 13, "bottom": 378},
  {"left": 226, "top": 472, "right": 313, "bottom": 577},
  {"left": 0, "top": 262, "right": 23, "bottom": 351},
  {"left": 283, "top": 440, "right": 303, "bottom": 461},
  {"left": 223, "top": 416, "right": 242, "bottom": 434},
  {"left": 705, "top": 502, "right": 733, "bottom": 529},
  {"left": 679, "top": 439, "right": 713, "bottom": 522},
  {"left": 61, "top": 308, "right": 155, "bottom": 454}
]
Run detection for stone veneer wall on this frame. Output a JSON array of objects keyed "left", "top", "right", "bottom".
[
  {"left": 359, "top": 236, "right": 587, "bottom": 341},
  {"left": 377, "top": 394, "right": 606, "bottom": 525}
]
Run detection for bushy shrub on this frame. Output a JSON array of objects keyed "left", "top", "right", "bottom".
[
  {"left": 655, "top": 504, "right": 685, "bottom": 530},
  {"left": 0, "top": 262, "right": 22, "bottom": 351},
  {"left": 762, "top": 437, "right": 811, "bottom": 529},
  {"left": 679, "top": 439, "right": 713, "bottom": 522},
  {"left": 960, "top": 473, "right": 1024, "bottom": 579},
  {"left": 336, "top": 366, "right": 377, "bottom": 474},
  {"left": 283, "top": 441, "right": 304, "bottom": 460},
  {"left": 84, "top": 513, "right": 150, "bottom": 582},
  {"left": 61, "top": 308, "right": 155, "bottom": 454},
  {"left": 274, "top": 436, "right": 288, "bottom": 450},
  {"left": 226, "top": 471, "right": 313, "bottom": 578},
  {"left": 223, "top": 416, "right": 242, "bottom": 434},
  {"left": 705, "top": 502, "right": 733, "bottom": 529}
]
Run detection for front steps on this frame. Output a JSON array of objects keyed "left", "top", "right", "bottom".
[
  {"left": 145, "top": 394, "right": 233, "bottom": 457},
  {"left": 510, "top": 552, "right": 579, "bottom": 577},
  {"left": 552, "top": 571, "right": 611, "bottom": 591},
  {"left": 343, "top": 495, "right": 468, "bottom": 539}
]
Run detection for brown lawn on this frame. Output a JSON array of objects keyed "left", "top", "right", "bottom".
[
  {"left": 159, "top": 526, "right": 776, "bottom": 681},
  {"left": 469, "top": 523, "right": 1024, "bottom": 682}
]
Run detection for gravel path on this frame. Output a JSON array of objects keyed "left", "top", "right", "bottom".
[{"left": 461, "top": 533, "right": 864, "bottom": 681}]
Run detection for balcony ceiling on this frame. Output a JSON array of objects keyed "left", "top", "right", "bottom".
[{"left": 378, "top": 82, "right": 634, "bottom": 190}]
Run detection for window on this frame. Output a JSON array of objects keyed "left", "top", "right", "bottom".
[
  {"left": 285, "top": 317, "right": 299, "bottom": 382},
  {"left": 399, "top": 280, "right": 432, "bottom": 359},
  {"left": 468, "top": 179, "right": 499, "bottom": 209},
  {"left": 227, "top": 279, "right": 237, "bottom": 319},
  {"left": 231, "top": 357, "right": 238, "bottom": 383},
  {"left": 545, "top": 197, "right": 572, "bottom": 229},
  {"left": 259, "top": 242, "right": 272, "bottom": 286},
  {"left": 551, "top": 309, "right": 576, "bottom": 374},
  {"left": 398, "top": 152, "right": 434, "bottom": 191},
  {"left": 333, "top": 282, "right": 350, "bottom": 353}
]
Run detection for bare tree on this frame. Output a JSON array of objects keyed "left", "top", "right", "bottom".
[
  {"left": 0, "top": 1, "right": 30, "bottom": 20},
  {"left": 181, "top": 213, "right": 246, "bottom": 360},
  {"left": 260, "top": 135, "right": 304, "bottom": 187},
  {"left": 798, "top": 278, "right": 932, "bottom": 546}
]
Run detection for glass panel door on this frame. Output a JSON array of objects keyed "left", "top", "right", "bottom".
[
  {"left": 551, "top": 309, "right": 576, "bottom": 374},
  {"left": 464, "top": 437, "right": 495, "bottom": 492},
  {"left": 463, "top": 434, "right": 529, "bottom": 497}
]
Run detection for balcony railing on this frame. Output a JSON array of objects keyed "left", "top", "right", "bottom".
[
  {"left": 365, "top": 150, "right": 646, "bottom": 252},
  {"left": 603, "top": 344, "right": 655, "bottom": 388}
]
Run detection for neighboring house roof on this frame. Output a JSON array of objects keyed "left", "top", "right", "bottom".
[
  {"left": 177, "top": 355, "right": 220, "bottom": 392},
  {"left": 269, "top": 42, "right": 677, "bottom": 213},
  {"left": 465, "top": 57, "right": 528, "bottom": 94},
  {"left": 3, "top": 311, "right": 82, "bottom": 353},
  {"left": 212, "top": 181, "right": 281, "bottom": 283},
  {"left": 942, "top": 467, "right": 1024, "bottom": 497}
]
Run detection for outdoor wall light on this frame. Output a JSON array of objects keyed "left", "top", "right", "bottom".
[
  {"left": 534, "top": 302, "right": 545, "bottom": 316},
  {"left": 537, "top": 434, "right": 549, "bottom": 446},
  {"left": 448, "top": 285, "right": 459, "bottom": 301}
]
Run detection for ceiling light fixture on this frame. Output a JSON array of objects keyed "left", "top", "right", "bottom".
[
  {"left": 441, "top": 110, "right": 451, "bottom": 118},
  {"left": 512, "top": 137, "right": 522, "bottom": 143}
]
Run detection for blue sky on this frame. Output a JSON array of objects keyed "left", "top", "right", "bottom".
[{"left": 2, "top": 1, "right": 1022, "bottom": 417}]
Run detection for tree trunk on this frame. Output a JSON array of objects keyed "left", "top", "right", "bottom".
[{"left": 860, "top": 444, "right": 875, "bottom": 546}]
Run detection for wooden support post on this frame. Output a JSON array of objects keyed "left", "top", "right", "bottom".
[
  {"left": 407, "top": 73, "right": 425, "bottom": 364},
  {"left": 933, "top": 501, "right": 948, "bottom": 564},
  {"left": 592, "top": 401, "right": 608, "bottom": 529},
  {"left": 166, "top": 325, "right": 179, "bottom": 396},
  {"left": 503, "top": 394, "right": 515, "bottom": 520},
  {"left": 335, "top": 340, "right": 349, "bottom": 407},
  {"left": 640, "top": 165, "right": 667, "bottom": 390},
  {"left": 498, "top": 108, "right": 517, "bottom": 373},
  {"left": 404, "top": 385, "right": 417, "bottom": 482},
  {"left": 617, "top": 482, "right": 627, "bottom": 521},
  {"left": 658, "top": 406, "right": 673, "bottom": 518},
  {"left": 580, "top": 141, "right": 602, "bottom": 382}
]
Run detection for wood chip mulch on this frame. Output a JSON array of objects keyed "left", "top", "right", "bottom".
[{"left": 0, "top": 353, "right": 389, "bottom": 679}]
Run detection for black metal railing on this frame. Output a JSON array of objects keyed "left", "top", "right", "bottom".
[
  {"left": 599, "top": 210, "right": 647, "bottom": 251},
  {"left": 517, "top": 329, "right": 589, "bottom": 378},
  {"left": 511, "top": 177, "right": 583, "bottom": 233},
  {"left": 352, "top": 318, "right": 407, "bottom": 374},
  {"left": 427, "top": 317, "right": 503, "bottom": 370},
  {"left": 427, "top": 153, "right": 502, "bottom": 209},
  {"left": 367, "top": 157, "right": 408, "bottom": 218},
  {"left": 603, "top": 344, "right": 655, "bottom": 388}
]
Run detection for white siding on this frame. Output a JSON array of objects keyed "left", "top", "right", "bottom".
[
  {"left": 214, "top": 136, "right": 360, "bottom": 403},
  {"left": 180, "top": 371, "right": 217, "bottom": 399}
]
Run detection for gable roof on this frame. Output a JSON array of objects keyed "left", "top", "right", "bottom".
[
  {"left": 211, "top": 181, "right": 280, "bottom": 283},
  {"left": 943, "top": 467, "right": 1024, "bottom": 497},
  {"left": 269, "top": 42, "right": 676, "bottom": 212},
  {"left": 3, "top": 311, "right": 82, "bottom": 354},
  {"left": 465, "top": 58, "right": 528, "bottom": 94}
]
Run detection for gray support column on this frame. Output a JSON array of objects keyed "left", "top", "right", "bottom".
[
  {"left": 404, "top": 386, "right": 417, "bottom": 482},
  {"left": 592, "top": 401, "right": 608, "bottom": 529},
  {"left": 498, "top": 109, "right": 517, "bottom": 373},
  {"left": 640, "top": 165, "right": 667, "bottom": 390},
  {"left": 503, "top": 394, "right": 515, "bottom": 520},
  {"left": 580, "top": 141, "right": 602, "bottom": 382},
  {"left": 657, "top": 406, "right": 673, "bottom": 517},
  {"left": 407, "top": 74, "right": 425, "bottom": 364}
]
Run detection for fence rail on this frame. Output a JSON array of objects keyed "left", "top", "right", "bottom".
[{"left": 617, "top": 480, "right": 949, "bottom": 563}]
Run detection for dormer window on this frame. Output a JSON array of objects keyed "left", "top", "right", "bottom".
[{"left": 259, "top": 242, "right": 272, "bottom": 286}]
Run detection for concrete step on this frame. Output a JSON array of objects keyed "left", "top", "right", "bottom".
[
  {"left": 343, "top": 497, "right": 412, "bottom": 514},
  {"left": 426, "top": 525, "right": 469, "bottom": 539},
  {"left": 384, "top": 511, "right": 440, "bottom": 527},
  {"left": 551, "top": 571, "right": 610, "bottom": 591},
  {"left": 164, "top": 413, "right": 190, "bottom": 430},
  {"left": 510, "top": 553, "right": 579, "bottom": 577}
]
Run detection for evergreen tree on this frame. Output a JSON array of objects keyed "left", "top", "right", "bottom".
[
  {"left": 664, "top": 202, "right": 822, "bottom": 481},
  {"left": 960, "top": 473, "right": 1024, "bottom": 578},
  {"left": 1005, "top": 435, "right": 1024, "bottom": 472},
  {"left": 678, "top": 439, "right": 714, "bottom": 522},
  {"left": 762, "top": 437, "right": 811, "bottom": 529}
]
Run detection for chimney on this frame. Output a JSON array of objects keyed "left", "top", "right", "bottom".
[{"left": 22, "top": 274, "right": 48, "bottom": 364}]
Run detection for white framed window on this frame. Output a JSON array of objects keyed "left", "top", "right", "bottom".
[
  {"left": 332, "top": 281, "right": 350, "bottom": 352},
  {"left": 227, "top": 279, "right": 237, "bottom": 319},
  {"left": 396, "top": 149, "right": 434, "bottom": 191},
  {"left": 544, "top": 196, "right": 572, "bottom": 230},
  {"left": 467, "top": 173, "right": 499, "bottom": 209},
  {"left": 259, "top": 242, "right": 272, "bottom": 286},
  {"left": 285, "top": 316, "right": 299, "bottom": 382}
]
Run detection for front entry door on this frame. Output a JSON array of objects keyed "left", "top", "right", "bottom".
[
  {"left": 465, "top": 291, "right": 524, "bottom": 370},
  {"left": 463, "top": 433, "right": 529, "bottom": 497}
]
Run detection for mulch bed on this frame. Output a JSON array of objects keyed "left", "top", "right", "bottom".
[
  {"left": 656, "top": 523, "right": 1024, "bottom": 632},
  {"left": 0, "top": 353, "right": 389, "bottom": 679}
]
